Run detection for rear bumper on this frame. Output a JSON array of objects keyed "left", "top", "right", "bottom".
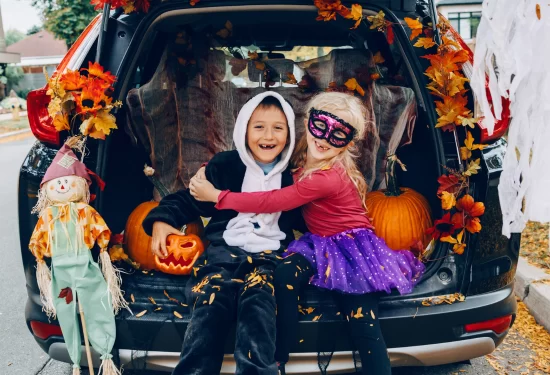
[
  {"left": 28, "top": 283, "right": 517, "bottom": 371},
  {"left": 46, "top": 337, "right": 495, "bottom": 373}
]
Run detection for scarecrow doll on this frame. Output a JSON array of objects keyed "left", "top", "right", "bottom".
[{"left": 28, "top": 138, "right": 127, "bottom": 375}]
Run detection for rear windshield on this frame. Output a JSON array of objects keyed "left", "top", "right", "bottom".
[{"left": 125, "top": 11, "right": 416, "bottom": 193}]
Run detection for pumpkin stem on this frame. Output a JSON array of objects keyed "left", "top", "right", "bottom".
[{"left": 385, "top": 153, "right": 406, "bottom": 197}]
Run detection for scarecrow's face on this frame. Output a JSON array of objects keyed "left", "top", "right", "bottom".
[{"left": 45, "top": 175, "right": 86, "bottom": 204}]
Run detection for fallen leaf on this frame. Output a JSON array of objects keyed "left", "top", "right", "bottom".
[
  {"left": 130, "top": 294, "right": 135, "bottom": 303},
  {"left": 247, "top": 256, "right": 253, "bottom": 264},
  {"left": 58, "top": 287, "right": 73, "bottom": 304},
  {"left": 148, "top": 297, "right": 157, "bottom": 305},
  {"left": 287, "top": 285, "right": 294, "bottom": 290},
  {"left": 209, "top": 293, "right": 215, "bottom": 305},
  {"left": 373, "top": 51, "right": 385, "bottom": 64},
  {"left": 136, "top": 310, "right": 147, "bottom": 318},
  {"left": 174, "top": 311, "right": 183, "bottom": 319},
  {"left": 536, "top": 3, "right": 541, "bottom": 19},
  {"left": 370, "top": 310, "right": 376, "bottom": 319}
]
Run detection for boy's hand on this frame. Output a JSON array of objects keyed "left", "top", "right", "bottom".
[
  {"left": 189, "top": 176, "right": 222, "bottom": 203},
  {"left": 151, "top": 222, "right": 184, "bottom": 259}
]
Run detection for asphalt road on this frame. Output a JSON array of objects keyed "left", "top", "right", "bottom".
[{"left": 0, "top": 137, "right": 539, "bottom": 375}]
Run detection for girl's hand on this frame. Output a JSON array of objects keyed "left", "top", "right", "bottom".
[
  {"left": 194, "top": 166, "right": 206, "bottom": 180},
  {"left": 151, "top": 222, "right": 184, "bottom": 259},
  {"left": 189, "top": 176, "right": 221, "bottom": 203}
]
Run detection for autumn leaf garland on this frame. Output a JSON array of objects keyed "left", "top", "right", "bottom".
[{"left": 46, "top": 61, "right": 122, "bottom": 140}]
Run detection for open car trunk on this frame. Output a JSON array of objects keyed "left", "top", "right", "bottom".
[{"left": 90, "top": 3, "right": 464, "bottom": 363}]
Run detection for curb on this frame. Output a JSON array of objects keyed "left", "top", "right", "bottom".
[
  {"left": 514, "top": 257, "right": 550, "bottom": 332},
  {"left": 0, "top": 129, "right": 33, "bottom": 143}
]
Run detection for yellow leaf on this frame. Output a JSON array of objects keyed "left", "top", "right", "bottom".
[
  {"left": 136, "top": 310, "right": 147, "bottom": 318},
  {"left": 440, "top": 191, "right": 456, "bottom": 210},
  {"left": 286, "top": 285, "right": 294, "bottom": 290},
  {"left": 80, "top": 110, "right": 118, "bottom": 140},
  {"left": 370, "top": 310, "right": 376, "bottom": 319},
  {"left": 366, "top": 11, "right": 386, "bottom": 30},
  {"left": 413, "top": 37, "right": 436, "bottom": 49},
  {"left": 232, "top": 278, "right": 244, "bottom": 283},
  {"left": 460, "top": 146, "right": 471, "bottom": 161},
  {"left": 453, "top": 242, "right": 466, "bottom": 255},
  {"left": 248, "top": 350, "right": 251, "bottom": 359},
  {"left": 344, "top": 78, "right": 365, "bottom": 96},
  {"left": 460, "top": 116, "right": 477, "bottom": 128},
  {"left": 440, "top": 235, "right": 458, "bottom": 244},
  {"left": 373, "top": 51, "right": 385, "bottom": 64},
  {"left": 209, "top": 293, "right": 215, "bottom": 305},
  {"left": 130, "top": 294, "right": 135, "bottom": 303},
  {"left": 463, "top": 158, "right": 481, "bottom": 176},
  {"left": 230, "top": 254, "right": 237, "bottom": 258},
  {"left": 247, "top": 256, "right": 252, "bottom": 264},
  {"left": 404, "top": 17, "right": 423, "bottom": 40},
  {"left": 300, "top": 339, "right": 304, "bottom": 343},
  {"left": 148, "top": 297, "right": 157, "bottom": 305},
  {"left": 312, "top": 314, "right": 322, "bottom": 321},
  {"left": 174, "top": 311, "right": 183, "bottom": 319},
  {"left": 347, "top": 3, "right": 363, "bottom": 21},
  {"left": 53, "top": 113, "right": 70, "bottom": 132},
  {"left": 325, "top": 265, "right": 331, "bottom": 278},
  {"left": 536, "top": 3, "right": 541, "bottom": 19}
]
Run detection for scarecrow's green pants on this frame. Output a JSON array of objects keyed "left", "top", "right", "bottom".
[{"left": 50, "top": 208, "right": 116, "bottom": 369}]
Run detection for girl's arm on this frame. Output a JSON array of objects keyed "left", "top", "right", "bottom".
[{"left": 190, "top": 169, "right": 336, "bottom": 214}]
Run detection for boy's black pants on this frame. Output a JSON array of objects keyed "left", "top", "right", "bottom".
[{"left": 173, "top": 243, "right": 280, "bottom": 375}]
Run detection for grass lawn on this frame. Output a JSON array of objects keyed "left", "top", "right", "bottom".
[{"left": 0, "top": 116, "right": 30, "bottom": 135}]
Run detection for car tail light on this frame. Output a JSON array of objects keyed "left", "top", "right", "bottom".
[
  {"left": 27, "top": 89, "right": 59, "bottom": 146},
  {"left": 464, "top": 315, "right": 513, "bottom": 334},
  {"left": 30, "top": 320, "right": 63, "bottom": 340},
  {"left": 442, "top": 14, "right": 512, "bottom": 143},
  {"left": 27, "top": 15, "right": 101, "bottom": 147}
]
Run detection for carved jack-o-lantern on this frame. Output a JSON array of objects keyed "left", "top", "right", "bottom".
[{"left": 154, "top": 234, "right": 205, "bottom": 275}]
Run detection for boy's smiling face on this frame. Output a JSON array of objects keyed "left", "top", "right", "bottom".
[{"left": 246, "top": 105, "right": 288, "bottom": 164}]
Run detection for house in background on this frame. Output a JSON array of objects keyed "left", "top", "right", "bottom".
[
  {"left": 436, "top": 0, "right": 482, "bottom": 49},
  {"left": 6, "top": 30, "right": 67, "bottom": 94}
]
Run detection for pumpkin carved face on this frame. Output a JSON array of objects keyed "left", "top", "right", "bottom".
[
  {"left": 124, "top": 202, "right": 205, "bottom": 272},
  {"left": 154, "top": 234, "right": 204, "bottom": 275}
]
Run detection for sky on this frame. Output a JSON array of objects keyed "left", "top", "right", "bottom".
[{"left": 1, "top": 0, "right": 42, "bottom": 33}]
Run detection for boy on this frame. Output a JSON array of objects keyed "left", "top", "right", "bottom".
[{"left": 143, "top": 92, "right": 299, "bottom": 375}]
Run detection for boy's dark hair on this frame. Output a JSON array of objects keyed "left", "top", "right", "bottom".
[{"left": 256, "top": 96, "right": 285, "bottom": 112}]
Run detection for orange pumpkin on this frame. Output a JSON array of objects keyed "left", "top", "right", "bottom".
[
  {"left": 124, "top": 201, "right": 205, "bottom": 272},
  {"left": 365, "top": 154, "right": 433, "bottom": 251},
  {"left": 154, "top": 234, "right": 205, "bottom": 275}
]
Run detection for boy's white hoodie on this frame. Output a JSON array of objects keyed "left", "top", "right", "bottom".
[{"left": 223, "top": 91, "right": 296, "bottom": 253}]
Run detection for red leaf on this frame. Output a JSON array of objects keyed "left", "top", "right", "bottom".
[
  {"left": 437, "top": 174, "right": 460, "bottom": 195},
  {"left": 386, "top": 24, "right": 395, "bottom": 44},
  {"left": 58, "top": 287, "right": 74, "bottom": 304}
]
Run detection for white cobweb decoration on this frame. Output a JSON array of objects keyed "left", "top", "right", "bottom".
[{"left": 470, "top": 0, "right": 550, "bottom": 237}]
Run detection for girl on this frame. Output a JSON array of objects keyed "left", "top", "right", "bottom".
[{"left": 189, "top": 92, "right": 425, "bottom": 374}]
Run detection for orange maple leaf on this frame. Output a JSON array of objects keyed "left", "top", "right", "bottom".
[
  {"left": 404, "top": 17, "right": 423, "bottom": 40},
  {"left": 53, "top": 113, "right": 70, "bottom": 132},
  {"left": 59, "top": 69, "right": 86, "bottom": 91},
  {"left": 83, "top": 62, "right": 116, "bottom": 86},
  {"left": 344, "top": 78, "right": 365, "bottom": 96}
]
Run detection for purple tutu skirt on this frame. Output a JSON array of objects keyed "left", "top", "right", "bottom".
[{"left": 286, "top": 228, "right": 425, "bottom": 295}]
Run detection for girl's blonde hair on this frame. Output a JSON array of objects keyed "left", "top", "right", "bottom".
[{"left": 291, "top": 92, "right": 372, "bottom": 208}]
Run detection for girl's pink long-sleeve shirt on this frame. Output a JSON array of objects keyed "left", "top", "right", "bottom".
[{"left": 216, "top": 164, "right": 373, "bottom": 237}]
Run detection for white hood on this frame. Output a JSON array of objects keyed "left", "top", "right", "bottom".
[{"left": 223, "top": 91, "right": 296, "bottom": 252}]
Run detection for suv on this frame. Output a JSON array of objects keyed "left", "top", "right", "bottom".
[{"left": 20, "top": 0, "right": 519, "bottom": 373}]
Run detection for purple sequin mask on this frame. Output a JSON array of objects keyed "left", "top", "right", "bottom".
[{"left": 307, "top": 108, "right": 356, "bottom": 148}]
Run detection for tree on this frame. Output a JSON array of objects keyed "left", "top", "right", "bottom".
[
  {"left": 5, "top": 29, "right": 26, "bottom": 46},
  {"left": 31, "top": 0, "right": 98, "bottom": 47},
  {"left": 27, "top": 25, "right": 43, "bottom": 35}
]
